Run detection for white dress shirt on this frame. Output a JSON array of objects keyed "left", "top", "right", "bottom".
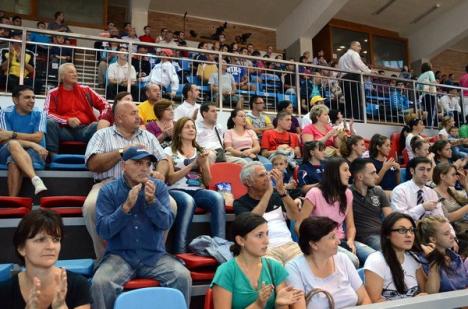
[
  {"left": 142, "top": 60, "right": 179, "bottom": 94},
  {"left": 107, "top": 62, "right": 137, "bottom": 84},
  {"left": 196, "top": 120, "right": 224, "bottom": 150},
  {"left": 338, "top": 49, "right": 371, "bottom": 74},
  {"left": 173, "top": 101, "right": 201, "bottom": 121},
  {"left": 391, "top": 179, "right": 445, "bottom": 221}
]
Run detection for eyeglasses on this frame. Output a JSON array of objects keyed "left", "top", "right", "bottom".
[{"left": 391, "top": 227, "right": 416, "bottom": 235}]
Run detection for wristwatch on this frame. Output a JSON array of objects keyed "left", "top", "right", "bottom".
[
  {"left": 118, "top": 148, "right": 124, "bottom": 157},
  {"left": 11, "top": 132, "right": 17, "bottom": 139}
]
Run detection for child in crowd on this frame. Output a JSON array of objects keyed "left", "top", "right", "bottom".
[
  {"left": 447, "top": 126, "right": 468, "bottom": 159},
  {"left": 298, "top": 141, "right": 325, "bottom": 195},
  {"left": 271, "top": 154, "right": 302, "bottom": 205}
]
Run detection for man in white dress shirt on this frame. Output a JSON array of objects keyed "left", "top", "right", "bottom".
[{"left": 174, "top": 83, "right": 201, "bottom": 121}]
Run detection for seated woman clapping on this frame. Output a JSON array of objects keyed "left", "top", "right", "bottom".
[
  {"left": 0, "top": 209, "right": 90, "bottom": 309},
  {"left": 211, "top": 213, "right": 303, "bottom": 309},
  {"left": 286, "top": 216, "right": 371, "bottom": 308}
]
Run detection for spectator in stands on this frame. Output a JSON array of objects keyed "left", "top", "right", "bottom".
[
  {"left": 364, "top": 212, "right": 426, "bottom": 302},
  {"left": 97, "top": 40, "right": 119, "bottom": 87},
  {"left": 157, "top": 27, "right": 167, "bottom": 42},
  {"left": 132, "top": 45, "right": 151, "bottom": 81},
  {"left": 146, "top": 99, "right": 174, "bottom": 148},
  {"left": 297, "top": 157, "right": 375, "bottom": 266},
  {"left": 369, "top": 134, "right": 400, "bottom": 191},
  {"left": 282, "top": 60, "right": 297, "bottom": 95},
  {"left": 11, "top": 15, "right": 21, "bottom": 26},
  {"left": 119, "top": 22, "right": 132, "bottom": 37},
  {"left": 389, "top": 81, "right": 412, "bottom": 114},
  {"left": 261, "top": 111, "right": 301, "bottom": 160},
  {"left": 350, "top": 158, "right": 392, "bottom": 251},
  {"left": 0, "top": 31, "right": 37, "bottom": 92},
  {"left": 209, "top": 60, "right": 241, "bottom": 108},
  {"left": 401, "top": 118, "right": 426, "bottom": 161},
  {"left": 0, "top": 85, "right": 47, "bottom": 196},
  {"left": 272, "top": 100, "right": 301, "bottom": 135},
  {"left": 174, "top": 83, "right": 200, "bottom": 121},
  {"left": 0, "top": 209, "right": 90, "bottom": 309},
  {"left": 50, "top": 34, "right": 72, "bottom": 63},
  {"left": 121, "top": 27, "right": 139, "bottom": 52},
  {"left": 459, "top": 65, "right": 468, "bottom": 121},
  {"left": 47, "top": 11, "right": 71, "bottom": 32},
  {"left": 328, "top": 109, "right": 356, "bottom": 136},
  {"left": 29, "top": 21, "right": 51, "bottom": 45},
  {"left": 417, "top": 63, "right": 438, "bottom": 127},
  {"left": 286, "top": 216, "right": 371, "bottom": 308},
  {"left": 164, "top": 117, "right": 225, "bottom": 253},
  {"left": 439, "top": 88, "right": 462, "bottom": 125},
  {"left": 159, "top": 30, "right": 177, "bottom": 48},
  {"left": 138, "top": 83, "right": 161, "bottom": 125},
  {"left": 211, "top": 212, "right": 303, "bottom": 308},
  {"left": 415, "top": 216, "right": 468, "bottom": 290},
  {"left": 106, "top": 46, "right": 138, "bottom": 100},
  {"left": 391, "top": 157, "right": 447, "bottom": 221},
  {"left": 45, "top": 63, "right": 111, "bottom": 154},
  {"left": 139, "top": 25, "right": 155, "bottom": 43},
  {"left": 246, "top": 95, "right": 273, "bottom": 140},
  {"left": 399, "top": 65, "right": 412, "bottom": 80},
  {"left": 234, "top": 163, "right": 302, "bottom": 263},
  {"left": 412, "top": 138, "right": 434, "bottom": 164},
  {"left": 196, "top": 53, "right": 217, "bottom": 84},
  {"left": 447, "top": 126, "right": 468, "bottom": 159},
  {"left": 141, "top": 49, "right": 179, "bottom": 98},
  {"left": 91, "top": 147, "right": 191, "bottom": 308},
  {"left": 224, "top": 108, "right": 261, "bottom": 165},
  {"left": 338, "top": 41, "right": 372, "bottom": 119},
  {"left": 83, "top": 97, "right": 170, "bottom": 259},
  {"left": 302, "top": 105, "right": 340, "bottom": 154},
  {"left": 227, "top": 61, "right": 256, "bottom": 92},
  {"left": 340, "top": 135, "right": 366, "bottom": 165},
  {"left": 298, "top": 141, "right": 325, "bottom": 194},
  {"left": 430, "top": 140, "right": 467, "bottom": 171},
  {"left": 438, "top": 115, "right": 454, "bottom": 140}
]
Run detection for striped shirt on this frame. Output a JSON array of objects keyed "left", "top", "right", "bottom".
[{"left": 84, "top": 125, "right": 165, "bottom": 181}]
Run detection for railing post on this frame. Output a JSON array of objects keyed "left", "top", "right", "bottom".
[
  {"left": 412, "top": 80, "right": 418, "bottom": 117},
  {"left": 359, "top": 73, "right": 367, "bottom": 123},
  {"left": 295, "top": 63, "right": 302, "bottom": 116},
  {"left": 127, "top": 42, "right": 133, "bottom": 93},
  {"left": 217, "top": 51, "right": 223, "bottom": 111},
  {"left": 18, "top": 29, "right": 28, "bottom": 85}
]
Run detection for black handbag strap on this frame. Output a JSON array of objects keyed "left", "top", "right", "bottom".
[{"left": 214, "top": 126, "right": 223, "bottom": 148}]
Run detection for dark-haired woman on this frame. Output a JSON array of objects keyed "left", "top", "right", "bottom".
[
  {"left": 0, "top": 209, "right": 90, "bottom": 309},
  {"left": 298, "top": 157, "right": 375, "bottom": 267},
  {"left": 286, "top": 217, "right": 371, "bottom": 308},
  {"left": 430, "top": 140, "right": 468, "bottom": 171},
  {"left": 146, "top": 99, "right": 174, "bottom": 148},
  {"left": 339, "top": 135, "right": 366, "bottom": 164},
  {"left": 415, "top": 216, "right": 467, "bottom": 293},
  {"left": 400, "top": 118, "right": 426, "bottom": 160},
  {"left": 364, "top": 212, "right": 426, "bottom": 302},
  {"left": 369, "top": 134, "right": 400, "bottom": 191},
  {"left": 164, "top": 117, "right": 225, "bottom": 253},
  {"left": 211, "top": 212, "right": 303, "bottom": 309}
]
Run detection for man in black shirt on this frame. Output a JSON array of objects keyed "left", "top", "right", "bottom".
[
  {"left": 234, "top": 162, "right": 301, "bottom": 264},
  {"left": 350, "top": 158, "right": 392, "bottom": 251}
]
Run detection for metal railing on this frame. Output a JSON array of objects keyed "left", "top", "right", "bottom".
[{"left": 0, "top": 23, "right": 466, "bottom": 127}]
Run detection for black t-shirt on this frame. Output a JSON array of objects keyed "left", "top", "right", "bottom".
[
  {"left": 0, "top": 270, "right": 90, "bottom": 309},
  {"left": 351, "top": 185, "right": 390, "bottom": 241},
  {"left": 370, "top": 158, "right": 398, "bottom": 191},
  {"left": 234, "top": 192, "right": 285, "bottom": 215}
]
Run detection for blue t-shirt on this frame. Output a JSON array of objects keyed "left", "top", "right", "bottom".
[
  {"left": 370, "top": 158, "right": 398, "bottom": 191},
  {"left": 298, "top": 161, "right": 324, "bottom": 186},
  {"left": 227, "top": 65, "right": 247, "bottom": 84},
  {"left": 0, "top": 106, "right": 47, "bottom": 146}
]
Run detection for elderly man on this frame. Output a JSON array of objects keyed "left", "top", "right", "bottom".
[
  {"left": 0, "top": 85, "right": 47, "bottom": 196},
  {"left": 141, "top": 49, "right": 179, "bottom": 98},
  {"left": 83, "top": 99, "right": 173, "bottom": 259},
  {"left": 44, "top": 63, "right": 111, "bottom": 154},
  {"left": 234, "top": 162, "right": 302, "bottom": 264},
  {"left": 91, "top": 147, "right": 191, "bottom": 309}
]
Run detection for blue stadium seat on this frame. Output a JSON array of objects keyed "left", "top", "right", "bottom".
[
  {"left": 114, "top": 287, "right": 187, "bottom": 309},
  {"left": 0, "top": 161, "right": 45, "bottom": 170},
  {"left": 56, "top": 259, "right": 95, "bottom": 277},
  {"left": 357, "top": 268, "right": 365, "bottom": 282},
  {"left": 277, "top": 93, "right": 297, "bottom": 103},
  {"left": 49, "top": 154, "right": 87, "bottom": 171},
  {"left": 0, "top": 263, "right": 13, "bottom": 282},
  {"left": 186, "top": 75, "right": 201, "bottom": 86}
]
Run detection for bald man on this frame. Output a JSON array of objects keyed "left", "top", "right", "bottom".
[{"left": 83, "top": 99, "right": 174, "bottom": 259}]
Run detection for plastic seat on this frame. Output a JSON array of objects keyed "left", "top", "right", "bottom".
[
  {"left": 0, "top": 197, "right": 33, "bottom": 218},
  {"left": 277, "top": 93, "right": 297, "bottom": 105},
  {"left": 175, "top": 253, "right": 218, "bottom": 282},
  {"left": 40, "top": 196, "right": 86, "bottom": 217},
  {"left": 357, "top": 268, "right": 365, "bottom": 282},
  {"left": 0, "top": 263, "right": 13, "bottom": 282},
  {"left": 59, "top": 141, "right": 87, "bottom": 154},
  {"left": 204, "top": 288, "right": 214, "bottom": 309},
  {"left": 123, "top": 278, "right": 161, "bottom": 290},
  {"left": 208, "top": 162, "right": 247, "bottom": 213},
  {"left": 401, "top": 148, "right": 409, "bottom": 167},
  {"left": 56, "top": 259, "right": 95, "bottom": 277},
  {"left": 390, "top": 132, "right": 400, "bottom": 159},
  {"left": 0, "top": 161, "right": 45, "bottom": 170},
  {"left": 49, "top": 154, "right": 87, "bottom": 171},
  {"left": 114, "top": 287, "right": 186, "bottom": 309}
]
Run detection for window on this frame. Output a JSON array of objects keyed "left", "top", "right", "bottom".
[
  {"left": 37, "top": 0, "right": 104, "bottom": 26},
  {"left": 331, "top": 27, "right": 369, "bottom": 63},
  {"left": 2, "top": 0, "right": 32, "bottom": 15},
  {"left": 373, "top": 36, "right": 406, "bottom": 69}
]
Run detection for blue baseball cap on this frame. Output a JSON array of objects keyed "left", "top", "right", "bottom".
[{"left": 122, "top": 147, "right": 157, "bottom": 162}]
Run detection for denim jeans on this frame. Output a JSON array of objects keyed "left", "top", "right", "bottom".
[
  {"left": 46, "top": 119, "right": 97, "bottom": 152},
  {"left": 359, "top": 234, "right": 382, "bottom": 251},
  {"left": 91, "top": 253, "right": 192, "bottom": 309},
  {"left": 169, "top": 189, "right": 226, "bottom": 253},
  {"left": 340, "top": 239, "right": 376, "bottom": 267}
]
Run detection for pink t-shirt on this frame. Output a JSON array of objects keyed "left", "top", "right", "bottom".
[
  {"left": 303, "top": 124, "right": 335, "bottom": 147},
  {"left": 305, "top": 187, "right": 353, "bottom": 239},
  {"left": 460, "top": 73, "right": 468, "bottom": 97},
  {"left": 224, "top": 129, "right": 258, "bottom": 151}
]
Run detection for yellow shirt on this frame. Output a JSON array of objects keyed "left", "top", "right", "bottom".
[
  {"left": 197, "top": 63, "right": 218, "bottom": 83},
  {"left": 138, "top": 100, "right": 157, "bottom": 124},
  {"left": 5, "top": 49, "right": 31, "bottom": 77}
]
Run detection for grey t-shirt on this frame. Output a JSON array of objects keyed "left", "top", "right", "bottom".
[{"left": 352, "top": 186, "right": 390, "bottom": 240}]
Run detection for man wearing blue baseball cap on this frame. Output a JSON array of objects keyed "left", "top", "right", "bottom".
[{"left": 91, "top": 147, "right": 191, "bottom": 308}]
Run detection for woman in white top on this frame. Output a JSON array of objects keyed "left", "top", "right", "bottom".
[
  {"left": 364, "top": 212, "right": 426, "bottom": 302},
  {"left": 400, "top": 118, "right": 426, "bottom": 160},
  {"left": 164, "top": 117, "right": 226, "bottom": 253},
  {"left": 286, "top": 216, "right": 371, "bottom": 309},
  {"left": 224, "top": 108, "right": 261, "bottom": 165},
  {"left": 417, "top": 62, "right": 438, "bottom": 127}
]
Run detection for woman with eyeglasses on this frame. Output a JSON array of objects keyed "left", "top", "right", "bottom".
[
  {"left": 415, "top": 216, "right": 467, "bottom": 293},
  {"left": 164, "top": 117, "right": 226, "bottom": 253},
  {"left": 146, "top": 99, "right": 174, "bottom": 148},
  {"left": 0, "top": 209, "right": 90, "bottom": 309},
  {"left": 364, "top": 212, "right": 427, "bottom": 302},
  {"left": 211, "top": 213, "right": 303, "bottom": 309}
]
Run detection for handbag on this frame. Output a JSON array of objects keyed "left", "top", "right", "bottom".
[
  {"left": 305, "top": 288, "right": 335, "bottom": 308},
  {"left": 214, "top": 127, "right": 227, "bottom": 162}
]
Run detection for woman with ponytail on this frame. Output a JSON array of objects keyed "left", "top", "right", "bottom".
[
  {"left": 415, "top": 216, "right": 467, "bottom": 293},
  {"left": 339, "top": 135, "right": 366, "bottom": 164}
]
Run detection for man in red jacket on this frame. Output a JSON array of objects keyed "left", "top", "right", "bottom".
[{"left": 44, "top": 63, "right": 111, "bottom": 153}]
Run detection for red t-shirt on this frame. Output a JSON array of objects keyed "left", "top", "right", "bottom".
[
  {"left": 303, "top": 123, "right": 335, "bottom": 147},
  {"left": 261, "top": 129, "right": 299, "bottom": 151}
]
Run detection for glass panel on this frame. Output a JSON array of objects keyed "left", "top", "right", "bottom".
[
  {"left": 331, "top": 27, "right": 369, "bottom": 64},
  {"left": 373, "top": 36, "right": 406, "bottom": 69},
  {"left": 1, "top": 0, "right": 32, "bottom": 15},
  {"left": 37, "top": 0, "right": 104, "bottom": 25}
]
